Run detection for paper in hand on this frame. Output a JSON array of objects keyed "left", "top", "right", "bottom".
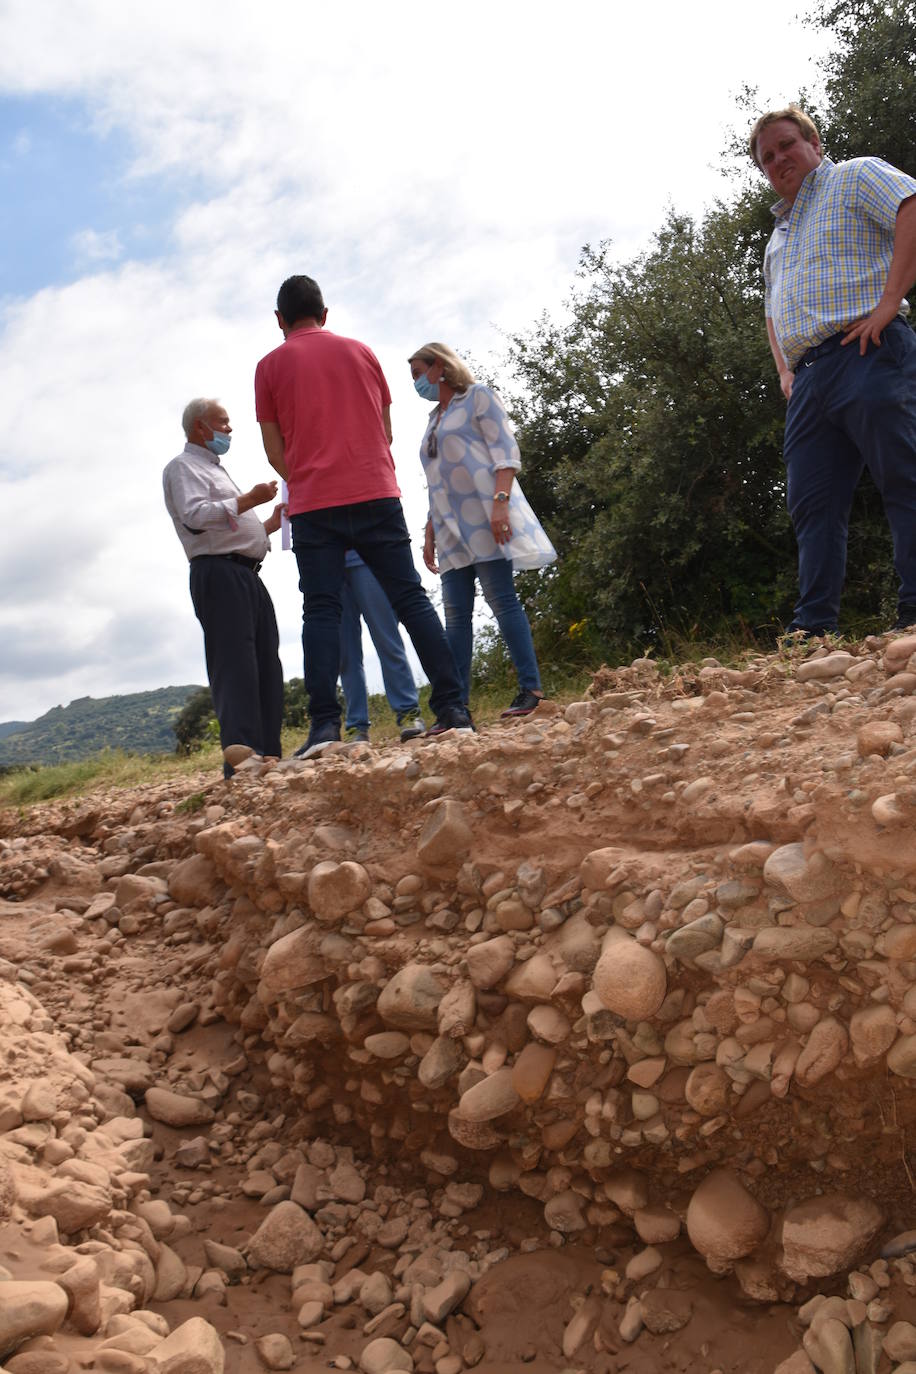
[{"left": 281, "top": 480, "right": 291, "bottom": 551}]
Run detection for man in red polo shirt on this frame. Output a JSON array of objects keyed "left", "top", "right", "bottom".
[{"left": 255, "top": 275, "right": 472, "bottom": 757}]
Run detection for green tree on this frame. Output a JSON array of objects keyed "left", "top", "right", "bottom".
[
  {"left": 172, "top": 687, "right": 216, "bottom": 754},
  {"left": 502, "top": 0, "right": 915, "bottom": 663},
  {"left": 813, "top": 0, "right": 916, "bottom": 175},
  {"left": 283, "top": 678, "right": 308, "bottom": 728}
]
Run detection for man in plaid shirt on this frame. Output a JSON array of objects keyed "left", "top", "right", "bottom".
[{"left": 751, "top": 106, "right": 916, "bottom": 636}]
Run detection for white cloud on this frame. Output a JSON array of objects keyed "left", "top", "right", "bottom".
[
  {"left": 71, "top": 227, "right": 123, "bottom": 265},
  {"left": 0, "top": 0, "right": 830, "bottom": 721}
]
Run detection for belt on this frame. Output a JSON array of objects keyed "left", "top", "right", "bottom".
[
  {"left": 799, "top": 315, "right": 909, "bottom": 368},
  {"left": 191, "top": 552, "right": 262, "bottom": 573}
]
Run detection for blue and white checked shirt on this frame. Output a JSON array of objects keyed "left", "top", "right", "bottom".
[{"left": 764, "top": 155, "right": 916, "bottom": 369}]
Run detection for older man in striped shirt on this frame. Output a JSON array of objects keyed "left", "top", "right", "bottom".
[{"left": 751, "top": 106, "right": 916, "bottom": 636}]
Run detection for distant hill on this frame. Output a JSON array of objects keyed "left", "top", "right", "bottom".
[{"left": 0, "top": 686, "right": 204, "bottom": 766}]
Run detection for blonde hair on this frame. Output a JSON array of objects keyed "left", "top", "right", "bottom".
[
  {"left": 408, "top": 342, "right": 475, "bottom": 393},
  {"left": 749, "top": 105, "right": 820, "bottom": 168}
]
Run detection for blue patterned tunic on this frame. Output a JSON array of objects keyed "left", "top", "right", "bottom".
[{"left": 419, "top": 384, "right": 557, "bottom": 574}]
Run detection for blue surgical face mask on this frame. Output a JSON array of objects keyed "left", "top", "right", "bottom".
[
  {"left": 413, "top": 373, "right": 440, "bottom": 402},
  {"left": 204, "top": 430, "right": 231, "bottom": 457}
]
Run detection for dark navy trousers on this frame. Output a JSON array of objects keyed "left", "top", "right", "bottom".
[
  {"left": 291, "top": 497, "right": 463, "bottom": 730},
  {"left": 784, "top": 317, "right": 916, "bottom": 631},
  {"left": 189, "top": 555, "right": 283, "bottom": 758}
]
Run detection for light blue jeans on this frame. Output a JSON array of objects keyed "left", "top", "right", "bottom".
[
  {"left": 339, "top": 555, "right": 420, "bottom": 731},
  {"left": 440, "top": 557, "right": 541, "bottom": 705}
]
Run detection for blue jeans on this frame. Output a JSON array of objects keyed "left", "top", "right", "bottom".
[
  {"left": 784, "top": 318, "right": 916, "bottom": 630},
  {"left": 440, "top": 557, "right": 541, "bottom": 704},
  {"left": 340, "top": 558, "right": 420, "bottom": 731},
  {"left": 291, "top": 498, "right": 463, "bottom": 729}
]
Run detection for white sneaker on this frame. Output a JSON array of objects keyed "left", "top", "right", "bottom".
[{"left": 399, "top": 716, "right": 425, "bottom": 742}]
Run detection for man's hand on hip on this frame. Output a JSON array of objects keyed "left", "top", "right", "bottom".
[{"left": 842, "top": 299, "right": 899, "bottom": 354}]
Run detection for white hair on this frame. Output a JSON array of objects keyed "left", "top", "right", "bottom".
[{"left": 181, "top": 397, "right": 220, "bottom": 438}]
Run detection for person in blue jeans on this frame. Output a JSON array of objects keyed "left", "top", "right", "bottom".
[
  {"left": 408, "top": 342, "right": 557, "bottom": 716},
  {"left": 340, "top": 551, "right": 425, "bottom": 742}
]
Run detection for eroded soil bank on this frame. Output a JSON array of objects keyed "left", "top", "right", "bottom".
[{"left": 5, "top": 635, "right": 916, "bottom": 1374}]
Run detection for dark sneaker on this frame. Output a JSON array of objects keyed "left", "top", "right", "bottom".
[
  {"left": 426, "top": 706, "right": 475, "bottom": 737},
  {"left": 891, "top": 605, "right": 916, "bottom": 632},
  {"left": 500, "top": 690, "right": 543, "bottom": 718},
  {"left": 346, "top": 727, "right": 370, "bottom": 743},
  {"left": 293, "top": 722, "right": 341, "bottom": 759},
  {"left": 398, "top": 715, "right": 425, "bottom": 741}
]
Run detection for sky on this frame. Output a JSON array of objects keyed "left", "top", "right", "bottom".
[{"left": 0, "top": 0, "right": 829, "bottom": 726}]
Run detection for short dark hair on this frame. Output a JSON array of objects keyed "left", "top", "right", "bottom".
[{"left": 276, "top": 275, "right": 325, "bottom": 326}]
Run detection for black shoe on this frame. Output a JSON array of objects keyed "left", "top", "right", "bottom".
[
  {"left": 398, "top": 715, "right": 425, "bottom": 741},
  {"left": 501, "top": 690, "right": 543, "bottom": 718},
  {"left": 293, "top": 722, "right": 341, "bottom": 759},
  {"left": 346, "top": 727, "right": 370, "bottom": 743},
  {"left": 426, "top": 706, "right": 475, "bottom": 737},
  {"left": 891, "top": 605, "right": 916, "bottom": 633}
]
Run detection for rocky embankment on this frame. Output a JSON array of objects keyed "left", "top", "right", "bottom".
[{"left": 5, "top": 635, "right": 916, "bottom": 1373}]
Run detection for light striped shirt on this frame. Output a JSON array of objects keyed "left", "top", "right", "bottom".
[
  {"left": 764, "top": 155, "right": 916, "bottom": 369},
  {"left": 163, "top": 443, "right": 270, "bottom": 562}
]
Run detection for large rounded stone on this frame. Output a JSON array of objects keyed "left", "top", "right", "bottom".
[
  {"left": 457, "top": 1068, "right": 520, "bottom": 1122},
  {"left": 416, "top": 800, "right": 472, "bottom": 867},
  {"left": 849, "top": 1004, "right": 897, "bottom": 1066},
  {"left": 603, "top": 1169, "right": 649, "bottom": 1216},
  {"left": 145, "top": 1087, "right": 215, "bottom": 1128},
  {"left": 307, "top": 861, "right": 371, "bottom": 921},
  {"left": 466, "top": 936, "right": 515, "bottom": 990},
  {"left": 246, "top": 1202, "right": 323, "bottom": 1273},
  {"left": 376, "top": 964, "right": 443, "bottom": 1031},
  {"left": 684, "top": 1062, "right": 730, "bottom": 1116},
  {"left": 168, "top": 854, "right": 219, "bottom": 907},
  {"left": 592, "top": 931, "right": 666, "bottom": 1020},
  {"left": 417, "top": 1035, "right": 464, "bottom": 1089},
  {"left": 780, "top": 1193, "right": 883, "bottom": 1282},
  {"left": 762, "top": 844, "right": 843, "bottom": 903},
  {"left": 259, "top": 929, "right": 327, "bottom": 995},
  {"left": 147, "top": 1316, "right": 225, "bottom": 1372},
  {"left": 359, "top": 1337, "right": 413, "bottom": 1372},
  {"left": 857, "top": 721, "right": 903, "bottom": 757},
  {"left": 752, "top": 928, "right": 838, "bottom": 962},
  {"left": 686, "top": 1169, "right": 769, "bottom": 1265},
  {"left": 795, "top": 1017, "right": 848, "bottom": 1086},
  {"left": 884, "top": 924, "right": 916, "bottom": 960},
  {"left": 512, "top": 1042, "right": 556, "bottom": 1103},
  {"left": 0, "top": 1281, "right": 68, "bottom": 1358},
  {"left": 33, "top": 1180, "right": 111, "bottom": 1234},
  {"left": 447, "top": 1110, "right": 503, "bottom": 1151},
  {"left": 888, "top": 1034, "right": 916, "bottom": 1078},
  {"left": 884, "top": 634, "right": 916, "bottom": 674}
]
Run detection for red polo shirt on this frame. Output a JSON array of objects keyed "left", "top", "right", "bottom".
[{"left": 255, "top": 327, "right": 400, "bottom": 515}]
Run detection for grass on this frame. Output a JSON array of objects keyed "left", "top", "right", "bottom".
[
  {"left": 0, "top": 673, "right": 598, "bottom": 814},
  {"left": 0, "top": 747, "right": 219, "bottom": 809}
]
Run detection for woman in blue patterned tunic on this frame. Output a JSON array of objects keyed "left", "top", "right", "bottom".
[{"left": 408, "top": 342, "right": 556, "bottom": 717}]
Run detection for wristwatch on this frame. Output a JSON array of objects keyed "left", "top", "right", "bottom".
[{"left": 493, "top": 491, "right": 509, "bottom": 503}]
